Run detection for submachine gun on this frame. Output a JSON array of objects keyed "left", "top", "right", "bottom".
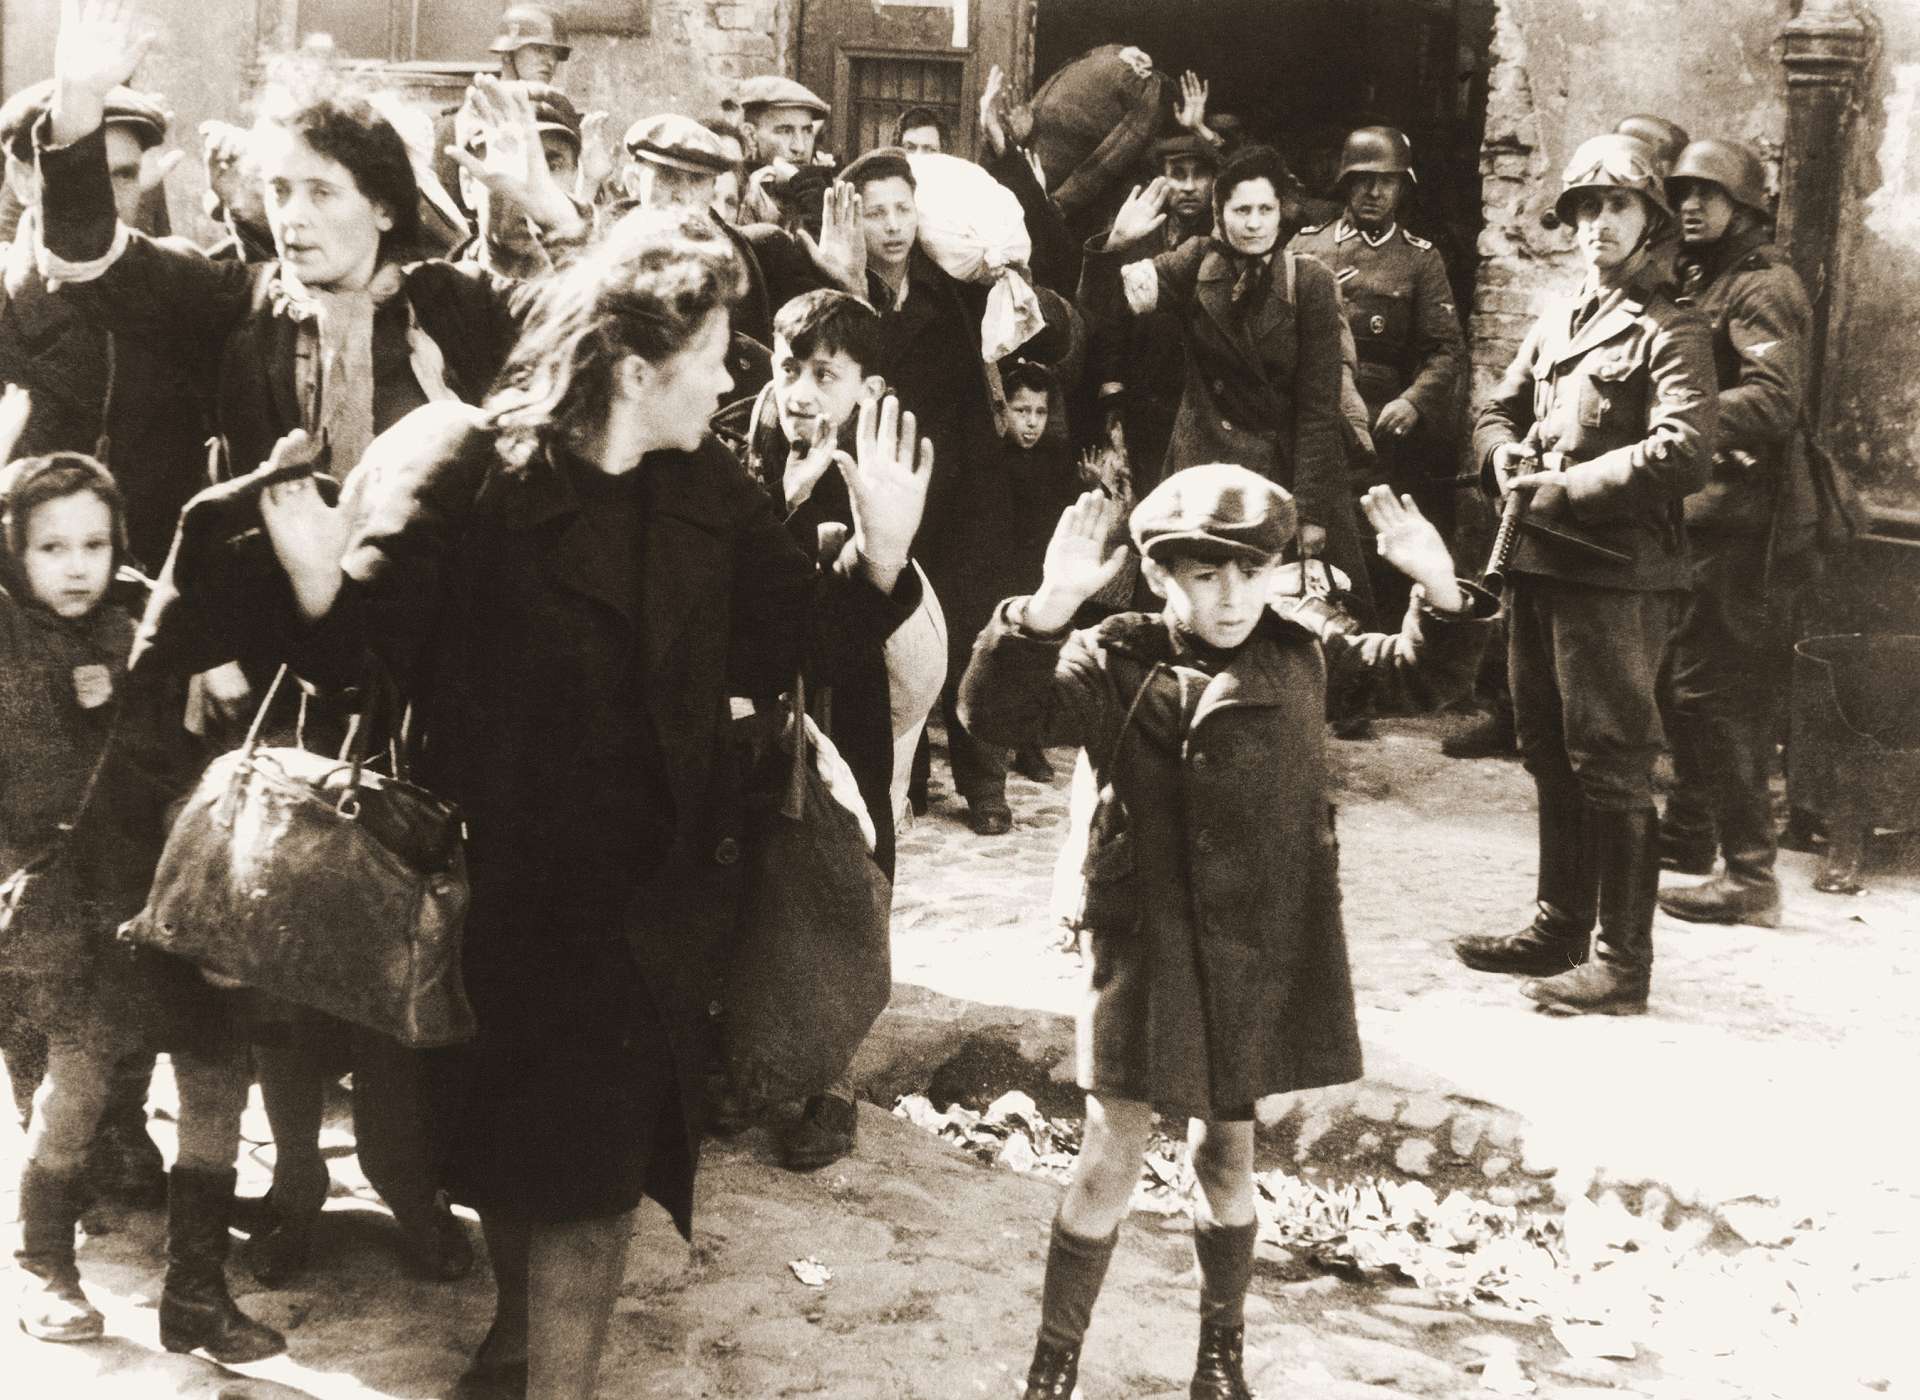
[{"left": 1480, "top": 431, "right": 1630, "bottom": 591}]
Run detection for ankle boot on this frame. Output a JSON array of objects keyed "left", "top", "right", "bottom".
[
  {"left": 240, "top": 1155, "right": 329, "bottom": 1286},
  {"left": 1022, "top": 1337, "right": 1082, "bottom": 1399},
  {"left": 1527, "top": 807, "right": 1655, "bottom": 1016},
  {"left": 1454, "top": 780, "right": 1594, "bottom": 975},
  {"left": 1661, "top": 714, "right": 1782, "bottom": 927},
  {"left": 14, "top": 1163, "right": 104, "bottom": 1342},
  {"left": 1190, "top": 1322, "right": 1254, "bottom": 1400},
  {"left": 159, "top": 1166, "right": 286, "bottom": 1362}
]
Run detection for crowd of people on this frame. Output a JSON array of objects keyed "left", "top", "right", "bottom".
[{"left": 0, "top": 3, "right": 1823, "bottom": 1398}]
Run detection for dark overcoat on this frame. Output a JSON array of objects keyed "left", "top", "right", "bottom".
[
  {"left": 1078, "top": 235, "right": 1373, "bottom": 614},
  {"left": 958, "top": 589, "right": 1494, "bottom": 1118},
  {"left": 300, "top": 403, "right": 917, "bottom": 1236}
]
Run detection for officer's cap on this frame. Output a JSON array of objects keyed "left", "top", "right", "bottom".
[
  {"left": 0, "top": 80, "right": 171, "bottom": 164},
  {"left": 622, "top": 113, "right": 734, "bottom": 176},
  {"left": 1149, "top": 132, "right": 1220, "bottom": 169},
  {"left": 1131, "top": 463, "right": 1298, "bottom": 563},
  {"left": 737, "top": 76, "right": 829, "bottom": 120}
]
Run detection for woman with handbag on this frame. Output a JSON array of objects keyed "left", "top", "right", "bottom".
[
  {"left": 33, "top": 0, "right": 598, "bottom": 1288},
  {"left": 257, "top": 207, "right": 932, "bottom": 1399}
]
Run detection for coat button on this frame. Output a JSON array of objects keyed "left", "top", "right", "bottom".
[
  {"left": 1195, "top": 830, "right": 1215, "bottom": 852},
  {"left": 1191, "top": 751, "right": 1209, "bottom": 768},
  {"left": 714, "top": 837, "right": 741, "bottom": 865},
  {"left": 708, "top": 999, "right": 723, "bottom": 1017}
]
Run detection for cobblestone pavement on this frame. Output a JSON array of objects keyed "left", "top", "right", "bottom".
[{"left": 1, "top": 715, "right": 1913, "bottom": 1398}]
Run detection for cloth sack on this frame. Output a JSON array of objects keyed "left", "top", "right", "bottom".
[
  {"left": 1027, "top": 45, "right": 1167, "bottom": 216},
  {"left": 908, "top": 152, "right": 1047, "bottom": 363},
  {"left": 724, "top": 675, "right": 892, "bottom": 1110},
  {"left": 121, "top": 668, "right": 475, "bottom": 1049}
]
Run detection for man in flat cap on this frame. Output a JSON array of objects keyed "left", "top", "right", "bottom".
[
  {"left": 449, "top": 80, "right": 584, "bottom": 276},
  {"left": 737, "top": 76, "right": 834, "bottom": 230}
]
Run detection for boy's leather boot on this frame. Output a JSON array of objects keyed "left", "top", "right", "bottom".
[
  {"left": 1454, "top": 780, "right": 1594, "bottom": 975},
  {"left": 159, "top": 1166, "right": 286, "bottom": 1362},
  {"left": 1022, "top": 1337, "right": 1082, "bottom": 1399},
  {"left": 14, "top": 1163, "right": 104, "bottom": 1342},
  {"left": 1526, "top": 808, "right": 1656, "bottom": 1016},
  {"left": 1660, "top": 716, "right": 1782, "bottom": 927},
  {"left": 1191, "top": 1323, "right": 1254, "bottom": 1399}
]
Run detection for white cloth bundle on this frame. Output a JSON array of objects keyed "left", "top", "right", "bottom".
[{"left": 907, "top": 152, "right": 1046, "bottom": 362}]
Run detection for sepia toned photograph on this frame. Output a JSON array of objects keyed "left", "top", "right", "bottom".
[{"left": 0, "top": 1, "right": 1912, "bottom": 1396}]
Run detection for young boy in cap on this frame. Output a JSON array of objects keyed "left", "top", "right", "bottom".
[{"left": 959, "top": 466, "right": 1495, "bottom": 1399}]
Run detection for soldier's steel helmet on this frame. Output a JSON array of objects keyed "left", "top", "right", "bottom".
[
  {"left": 1614, "top": 114, "right": 1691, "bottom": 171},
  {"left": 1337, "top": 125, "right": 1417, "bottom": 185},
  {"left": 1666, "top": 138, "right": 1770, "bottom": 216},
  {"left": 1554, "top": 133, "right": 1673, "bottom": 225},
  {"left": 490, "top": 4, "right": 571, "bottom": 59}
]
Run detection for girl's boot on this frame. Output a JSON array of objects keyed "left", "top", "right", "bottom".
[
  {"left": 1021, "top": 1215, "right": 1119, "bottom": 1399},
  {"left": 14, "top": 1163, "right": 103, "bottom": 1341},
  {"left": 158, "top": 1166, "right": 286, "bottom": 1362},
  {"left": 1190, "top": 1220, "right": 1258, "bottom": 1399}
]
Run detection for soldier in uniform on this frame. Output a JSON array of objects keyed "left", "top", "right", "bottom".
[
  {"left": 1291, "top": 126, "right": 1467, "bottom": 621},
  {"left": 1450, "top": 134, "right": 1716, "bottom": 1016},
  {"left": 1653, "top": 139, "right": 1816, "bottom": 928},
  {"left": 490, "top": 4, "right": 571, "bottom": 87}
]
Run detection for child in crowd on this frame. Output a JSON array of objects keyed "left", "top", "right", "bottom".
[
  {"left": 958, "top": 465, "right": 1496, "bottom": 1399},
  {"left": 740, "top": 288, "right": 944, "bottom": 1171},
  {"left": 0, "top": 441, "right": 156, "bottom": 1343},
  {"left": 999, "top": 358, "right": 1079, "bottom": 783}
]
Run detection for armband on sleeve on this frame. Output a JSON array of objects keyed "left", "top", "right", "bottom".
[{"left": 1121, "top": 260, "right": 1159, "bottom": 315}]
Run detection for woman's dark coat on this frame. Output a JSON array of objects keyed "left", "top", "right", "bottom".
[
  {"left": 1079, "top": 235, "right": 1374, "bottom": 616},
  {"left": 958, "top": 589, "right": 1494, "bottom": 1117},
  {"left": 297, "top": 403, "right": 917, "bottom": 1236}
]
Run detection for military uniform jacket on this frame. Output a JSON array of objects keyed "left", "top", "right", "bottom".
[
  {"left": 1474, "top": 277, "right": 1716, "bottom": 591},
  {"left": 1674, "top": 229, "right": 1816, "bottom": 544},
  {"left": 1289, "top": 219, "right": 1465, "bottom": 431},
  {"left": 957, "top": 587, "right": 1495, "bottom": 1118}
]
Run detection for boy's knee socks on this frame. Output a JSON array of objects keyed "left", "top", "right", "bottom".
[
  {"left": 1037, "top": 1213, "right": 1121, "bottom": 1352},
  {"left": 1192, "top": 1219, "right": 1258, "bottom": 1328}
]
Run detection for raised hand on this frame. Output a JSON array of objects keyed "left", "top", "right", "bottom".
[
  {"left": 1109, "top": 178, "right": 1170, "bottom": 246},
  {"left": 445, "top": 75, "right": 583, "bottom": 237},
  {"left": 1175, "top": 70, "right": 1210, "bottom": 133},
  {"left": 1360, "top": 485, "right": 1463, "bottom": 613},
  {"left": 257, "top": 429, "right": 349, "bottom": 620},
  {"left": 840, "top": 394, "right": 932, "bottom": 594},
  {"left": 53, "top": 0, "right": 153, "bottom": 145},
  {"left": 576, "top": 110, "right": 617, "bottom": 198},
  {"left": 979, "top": 64, "right": 1009, "bottom": 156},
  {"left": 1026, "top": 490, "right": 1131, "bottom": 633},
  {"left": 0, "top": 385, "right": 32, "bottom": 465},
  {"left": 801, "top": 181, "right": 866, "bottom": 294}
]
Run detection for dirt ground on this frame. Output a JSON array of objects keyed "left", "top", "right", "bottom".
[{"left": 1, "top": 714, "right": 1915, "bottom": 1398}]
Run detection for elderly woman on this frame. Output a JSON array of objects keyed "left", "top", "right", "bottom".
[
  {"left": 258, "top": 209, "right": 930, "bottom": 1398},
  {"left": 35, "top": 0, "right": 585, "bottom": 1290},
  {"left": 1078, "top": 143, "right": 1373, "bottom": 617}
]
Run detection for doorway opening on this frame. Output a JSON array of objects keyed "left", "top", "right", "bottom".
[{"left": 1030, "top": 0, "right": 1496, "bottom": 318}]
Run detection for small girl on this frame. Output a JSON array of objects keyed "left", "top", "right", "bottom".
[{"left": 0, "top": 441, "right": 150, "bottom": 1341}]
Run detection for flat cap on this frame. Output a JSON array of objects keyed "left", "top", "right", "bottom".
[
  {"left": 737, "top": 75, "right": 829, "bottom": 118},
  {"left": 1148, "top": 131, "right": 1220, "bottom": 167},
  {"left": 456, "top": 81, "right": 582, "bottom": 152},
  {"left": 0, "top": 80, "right": 171, "bottom": 163},
  {"left": 1130, "top": 463, "right": 1297, "bottom": 562},
  {"left": 622, "top": 113, "right": 734, "bottom": 175}
]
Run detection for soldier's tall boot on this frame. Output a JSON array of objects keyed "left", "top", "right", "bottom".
[
  {"left": 1660, "top": 714, "right": 1782, "bottom": 927},
  {"left": 1526, "top": 807, "right": 1656, "bottom": 1016},
  {"left": 1453, "top": 779, "right": 1595, "bottom": 976},
  {"left": 158, "top": 1166, "right": 286, "bottom": 1363},
  {"left": 1658, "top": 708, "right": 1718, "bottom": 875}
]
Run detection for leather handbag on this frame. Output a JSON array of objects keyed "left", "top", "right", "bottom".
[
  {"left": 121, "top": 667, "right": 476, "bottom": 1048},
  {"left": 723, "top": 674, "right": 893, "bottom": 1110}
]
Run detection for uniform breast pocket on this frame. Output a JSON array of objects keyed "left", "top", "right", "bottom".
[{"left": 1578, "top": 350, "right": 1646, "bottom": 430}]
